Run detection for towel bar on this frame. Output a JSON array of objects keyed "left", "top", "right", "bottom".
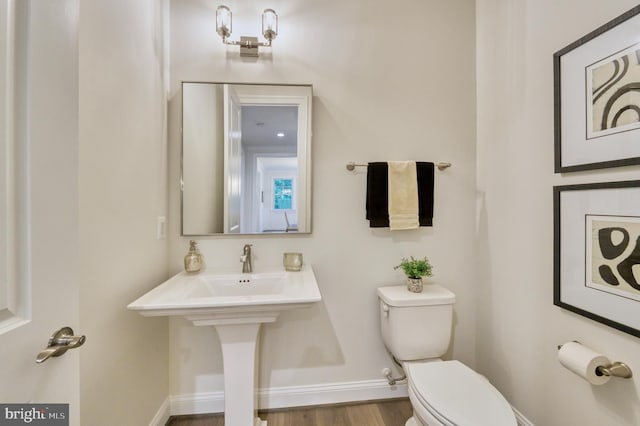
[{"left": 345, "top": 161, "right": 452, "bottom": 171}]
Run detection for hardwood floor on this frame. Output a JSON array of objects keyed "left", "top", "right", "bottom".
[{"left": 166, "top": 399, "right": 413, "bottom": 426}]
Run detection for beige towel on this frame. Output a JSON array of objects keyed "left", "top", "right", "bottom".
[{"left": 388, "top": 161, "right": 419, "bottom": 230}]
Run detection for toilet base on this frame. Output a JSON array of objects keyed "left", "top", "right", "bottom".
[{"left": 405, "top": 415, "right": 421, "bottom": 426}]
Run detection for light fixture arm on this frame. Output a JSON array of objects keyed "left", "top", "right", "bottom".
[{"left": 222, "top": 38, "right": 273, "bottom": 48}]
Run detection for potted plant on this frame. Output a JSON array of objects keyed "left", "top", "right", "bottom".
[{"left": 394, "top": 256, "right": 433, "bottom": 293}]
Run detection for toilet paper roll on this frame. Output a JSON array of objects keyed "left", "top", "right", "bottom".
[{"left": 558, "top": 341, "right": 611, "bottom": 385}]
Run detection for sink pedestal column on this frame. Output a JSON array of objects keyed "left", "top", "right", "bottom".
[
  {"left": 186, "top": 312, "right": 281, "bottom": 426},
  {"left": 214, "top": 322, "right": 266, "bottom": 426}
]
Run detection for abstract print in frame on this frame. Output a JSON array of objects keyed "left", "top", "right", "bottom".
[
  {"left": 587, "top": 44, "right": 640, "bottom": 139},
  {"left": 554, "top": 5, "right": 640, "bottom": 172},
  {"left": 587, "top": 215, "right": 640, "bottom": 302},
  {"left": 554, "top": 181, "right": 640, "bottom": 338}
]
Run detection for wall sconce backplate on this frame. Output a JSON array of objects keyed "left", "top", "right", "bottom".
[{"left": 240, "top": 36, "right": 259, "bottom": 57}]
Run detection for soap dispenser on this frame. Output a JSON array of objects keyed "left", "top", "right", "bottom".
[{"left": 184, "top": 240, "right": 202, "bottom": 273}]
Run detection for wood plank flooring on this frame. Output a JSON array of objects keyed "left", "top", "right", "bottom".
[{"left": 166, "top": 398, "right": 413, "bottom": 426}]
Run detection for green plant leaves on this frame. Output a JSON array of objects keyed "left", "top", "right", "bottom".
[{"left": 394, "top": 256, "right": 433, "bottom": 279}]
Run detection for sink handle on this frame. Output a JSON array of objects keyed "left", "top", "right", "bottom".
[{"left": 36, "top": 327, "right": 86, "bottom": 364}]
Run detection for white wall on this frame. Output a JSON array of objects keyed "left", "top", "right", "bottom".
[
  {"left": 168, "top": 0, "right": 477, "bottom": 405},
  {"left": 476, "top": 1, "right": 640, "bottom": 425},
  {"left": 78, "top": 0, "right": 170, "bottom": 424}
]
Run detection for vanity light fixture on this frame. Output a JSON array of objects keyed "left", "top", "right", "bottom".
[{"left": 215, "top": 5, "right": 278, "bottom": 57}]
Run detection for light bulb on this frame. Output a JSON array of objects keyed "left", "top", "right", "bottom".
[
  {"left": 216, "top": 5, "right": 232, "bottom": 39},
  {"left": 262, "top": 9, "right": 278, "bottom": 41}
]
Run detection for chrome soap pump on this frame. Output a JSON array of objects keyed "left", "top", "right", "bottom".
[{"left": 184, "top": 240, "right": 202, "bottom": 273}]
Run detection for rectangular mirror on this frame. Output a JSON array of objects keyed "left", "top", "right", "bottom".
[{"left": 181, "top": 82, "right": 312, "bottom": 235}]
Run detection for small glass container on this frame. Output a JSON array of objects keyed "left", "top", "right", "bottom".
[
  {"left": 283, "top": 252, "right": 303, "bottom": 271},
  {"left": 184, "top": 240, "right": 202, "bottom": 273}
]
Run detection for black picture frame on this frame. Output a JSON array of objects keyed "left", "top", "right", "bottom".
[
  {"left": 554, "top": 180, "right": 640, "bottom": 338},
  {"left": 554, "top": 5, "right": 640, "bottom": 173}
]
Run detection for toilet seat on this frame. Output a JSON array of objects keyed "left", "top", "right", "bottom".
[{"left": 405, "top": 360, "right": 517, "bottom": 426}]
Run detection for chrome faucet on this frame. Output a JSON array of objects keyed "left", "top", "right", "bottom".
[{"left": 240, "top": 244, "right": 253, "bottom": 273}]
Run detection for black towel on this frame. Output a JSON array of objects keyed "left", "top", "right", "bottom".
[
  {"left": 366, "top": 162, "right": 389, "bottom": 227},
  {"left": 416, "top": 162, "right": 434, "bottom": 226},
  {"left": 366, "top": 162, "right": 434, "bottom": 228}
]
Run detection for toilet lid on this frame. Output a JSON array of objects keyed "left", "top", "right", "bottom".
[{"left": 406, "top": 361, "right": 517, "bottom": 426}]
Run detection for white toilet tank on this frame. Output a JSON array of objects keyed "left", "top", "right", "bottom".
[{"left": 377, "top": 284, "right": 455, "bottom": 361}]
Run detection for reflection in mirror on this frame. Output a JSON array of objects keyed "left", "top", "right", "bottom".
[{"left": 182, "top": 83, "right": 312, "bottom": 235}]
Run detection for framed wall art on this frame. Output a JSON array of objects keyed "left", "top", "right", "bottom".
[
  {"left": 554, "top": 6, "right": 640, "bottom": 172},
  {"left": 554, "top": 180, "right": 640, "bottom": 338}
]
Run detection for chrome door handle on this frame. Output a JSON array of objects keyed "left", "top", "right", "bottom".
[{"left": 36, "top": 327, "right": 86, "bottom": 364}]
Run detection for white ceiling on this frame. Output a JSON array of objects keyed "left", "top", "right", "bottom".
[{"left": 241, "top": 105, "right": 298, "bottom": 149}]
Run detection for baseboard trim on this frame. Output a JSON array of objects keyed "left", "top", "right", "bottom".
[
  {"left": 168, "top": 380, "right": 534, "bottom": 426},
  {"left": 169, "top": 379, "right": 409, "bottom": 416},
  {"left": 513, "top": 405, "right": 535, "bottom": 426},
  {"left": 150, "top": 396, "right": 171, "bottom": 426},
  {"left": 170, "top": 390, "right": 225, "bottom": 416},
  {"left": 259, "top": 379, "right": 409, "bottom": 410}
]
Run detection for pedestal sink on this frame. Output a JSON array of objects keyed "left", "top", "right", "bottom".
[{"left": 127, "top": 265, "right": 321, "bottom": 426}]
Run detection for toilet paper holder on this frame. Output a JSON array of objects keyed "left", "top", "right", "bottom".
[
  {"left": 595, "top": 362, "right": 633, "bottom": 379},
  {"left": 557, "top": 343, "right": 633, "bottom": 379}
]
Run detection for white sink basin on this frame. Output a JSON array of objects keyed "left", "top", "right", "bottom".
[
  {"left": 127, "top": 265, "right": 321, "bottom": 319},
  {"left": 128, "top": 264, "right": 321, "bottom": 426},
  {"left": 189, "top": 272, "right": 286, "bottom": 298}
]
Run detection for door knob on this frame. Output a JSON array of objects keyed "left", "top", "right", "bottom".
[{"left": 36, "top": 327, "right": 86, "bottom": 364}]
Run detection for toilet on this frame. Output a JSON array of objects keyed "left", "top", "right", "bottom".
[{"left": 378, "top": 284, "right": 517, "bottom": 426}]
